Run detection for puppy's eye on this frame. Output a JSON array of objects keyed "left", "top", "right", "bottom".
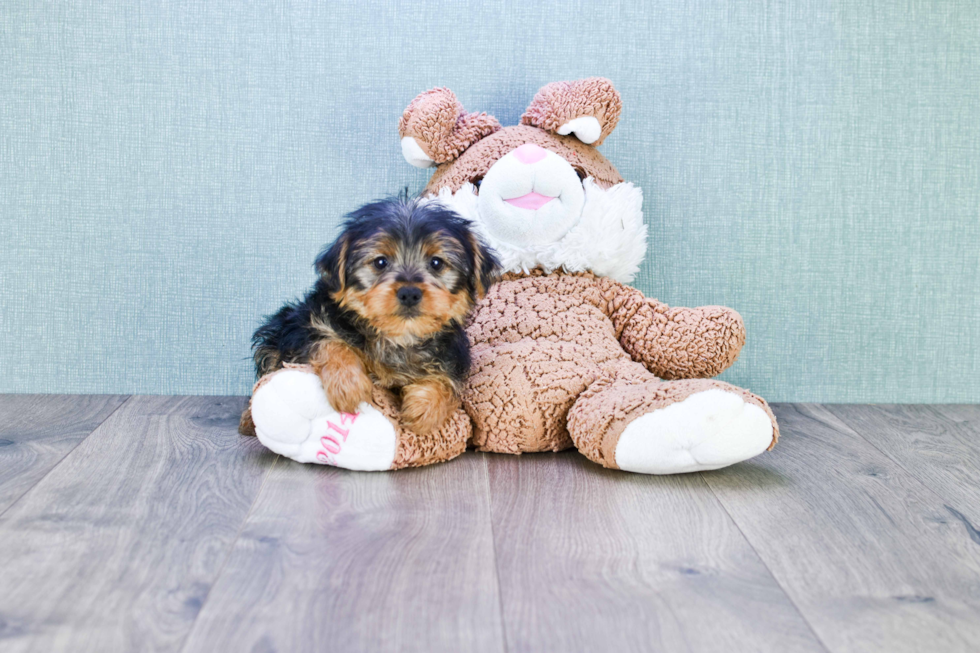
[
  {"left": 429, "top": 257, "right": 445, "bottom": 272},
  {"left": 373, "top": 257, "right": 388, "bottom": 271}
]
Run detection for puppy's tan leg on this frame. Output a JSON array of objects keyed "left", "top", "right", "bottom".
[
  {"left": 401, "top": 375, "right": 460, "bottom": 436},
  {"left": 312, "top": 341, "right": 374, "bottom": 414}
]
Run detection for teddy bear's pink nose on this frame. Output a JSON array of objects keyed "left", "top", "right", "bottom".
[{"left": 512, "top": 143, "right": 548, "bottom": 165}]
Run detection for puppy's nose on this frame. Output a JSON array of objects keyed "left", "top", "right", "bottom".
[{"left": 396, "top": 285, "right": 423, "bottom": 308}]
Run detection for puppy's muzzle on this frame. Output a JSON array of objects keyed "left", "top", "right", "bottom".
[{"left": 396, "top": 285, "right": 423, "bottom": 308}]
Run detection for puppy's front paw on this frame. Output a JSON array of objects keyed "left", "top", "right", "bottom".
[
  {"left": 313, "top": 341, "right": 374, "bottom": 414},
  {"left": 322, "top": 366, "right": 373, "bottom": 414},
  {"left": 401, "top": 377, "right": 459, "bottom": 435}
]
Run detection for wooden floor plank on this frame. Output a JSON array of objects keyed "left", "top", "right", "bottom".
[
  {"left": 0, "top": 395, "right": 273, "bottom": 653},
  {"left": 703, "top": 404, "right": 980, "bottom": 653},
  {"left": 4, "top": 398, "right": 980, "bottom": 652},
  {"left": 827, "top": 404, "right": 980, "bottom": 526},
  {"left": 487, "top": 451, "right": 826, "bottom": 653},
  {"left": 0, "top": 394, "right": 128, "bottom": 514},
  {"left": 181, "top": 453, "right": 505, "bottom": 653}
]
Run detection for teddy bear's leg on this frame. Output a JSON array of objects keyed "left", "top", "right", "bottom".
[
  {"left": 567, "top": 361, "right": 777, "bottom": 474},
  {"left": 462, "top": 340, "right": 600, "bottom": 454},
  {"left": 249, "top": 365, "right": 469, "bottom": 470},
  {"left": 238, "top": 405, "right": 257, "bottom": 436}
]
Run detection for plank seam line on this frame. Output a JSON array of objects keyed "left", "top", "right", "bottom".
[
  {"left": 482, "top": 454, "right": 511, "bottom": 653},
  {"left": 177, "top": 452, "right": 281, "bottom": 653},
  {"left": 696, "top": 464, "right": 832, "bottom": 653},
  {"left": 0, "top": 394, "right": 133, "bottom": 520},
  {"left": 825, "top": 403, "right": 980, "bottom": 539}
]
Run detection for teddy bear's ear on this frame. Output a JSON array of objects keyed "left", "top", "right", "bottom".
[
  {"left": 398, "top": 88, "right": 501, "bottom": 168},
  {"left": 520, "top": 77, "right": 622, "bottom": 146}
]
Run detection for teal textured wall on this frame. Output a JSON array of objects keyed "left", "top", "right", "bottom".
[{"left": 1, "top": 1, "right": 978, "bottom": 401}]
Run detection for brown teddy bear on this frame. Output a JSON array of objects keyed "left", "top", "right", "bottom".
[{"left": 248, "top": 78, "right": 778, "bottom": 474}]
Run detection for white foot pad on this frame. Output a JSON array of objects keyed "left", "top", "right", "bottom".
[
  {"left": 615, "top": 389, "right": 774, "bottom": 474},
  {"left": 250, "top": 369, "right": 396, "bottom": 471}
]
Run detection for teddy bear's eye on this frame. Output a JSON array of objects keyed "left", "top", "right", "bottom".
[
  {"left": 575, "top": 168, "right": 587, "bottom": 181},
  {"left": 472, "top": 177, "right": 484, "bottom": 189}
]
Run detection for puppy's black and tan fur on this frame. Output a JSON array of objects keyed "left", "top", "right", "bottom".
[{"left": 240, "top": 197, "right": 499, "bottom": 436}]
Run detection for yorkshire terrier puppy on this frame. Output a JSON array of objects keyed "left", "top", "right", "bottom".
[{"left": 241, "top": 197, "right": 500, "bottom": 436}]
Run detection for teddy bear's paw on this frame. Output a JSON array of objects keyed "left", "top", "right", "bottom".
[
  {"left": 615, "top": 389, "right": 773, "bottom": 474},
  {"left": 250, "top": 368, "right": 396, "bottom": 471}
]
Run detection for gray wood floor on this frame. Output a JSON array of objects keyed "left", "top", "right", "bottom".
[{"left": 1, "top": 397, "right": 979, "bottom": 652}]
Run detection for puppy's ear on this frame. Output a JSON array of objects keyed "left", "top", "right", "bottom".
[
  {"left": 520, "top": 77, "right": 622, "bottom": 146},
  {"left": 315, "top": 234, "right": 350, "bottom": 295},
  {"left": 399, "top": 88, "right": 500, "bottom": 168},
  {"left": 467, "top": 231, "right": 501, "bottom": 300}
]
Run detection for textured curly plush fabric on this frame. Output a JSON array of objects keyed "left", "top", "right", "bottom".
[
  {"left": 521, "top": 77, "right": 623, "bottom": 146},
  {"left": 398, "top": 87, "right": 501, "bottom": 164},
  {"left": 460, "top": 269, "right": 776, "bottom": 465},
  {"left": 368, "top": 383, "right": 472, "bottom": 469},
  {"left": 569, "top": 374, "right": 778, "bottom": 469},
  {"left": 607, "top": 284, "right": 746, "bottom": 379},
  {"left": 424, "top": 125, "right": 623, "bottom": 194}
]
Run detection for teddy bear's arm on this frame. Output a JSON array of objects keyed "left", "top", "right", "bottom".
[{"left": 599, "top": 278, "right": 746, "bottom": 380}]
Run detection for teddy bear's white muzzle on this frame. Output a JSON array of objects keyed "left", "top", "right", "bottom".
[{"left": 477, "top": 144, "right": 585, "bottom": 247}]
